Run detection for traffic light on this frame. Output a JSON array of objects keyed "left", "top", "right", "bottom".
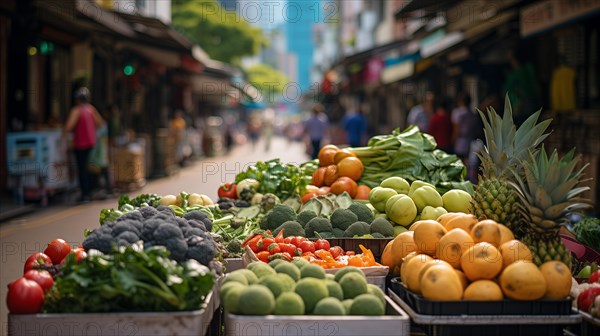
[
  {"left": 39, "top": 41, "right": 54, "bottom": 55},
  {"left": 123, "top": 64, "right": 136, "bottom": 76}
]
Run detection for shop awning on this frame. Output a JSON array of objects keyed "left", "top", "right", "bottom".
[
  {"left": 118, "top": 42, "right": 181, "bottom": 68},
  {"left": 75, "top": 0, "right": 136, "bottom": 38},
  {"left": 395, "top": 0, "right": 456, "bottom": 19},
  {"left": 420, "top": 31, "right": 464, "bottom": 58},
  {"left": 334, "top": 39, "right": 409, "bottom": 68}
]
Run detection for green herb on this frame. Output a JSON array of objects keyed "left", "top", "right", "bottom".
[
  {"left": 235, "top": 158, "right": 308, "bottom": 200},
  {"left": 573, "top": 216, "right": 600, "bottom": 251},
  {"left": 44, "top": 243, "right": 214, "bottom": 313}
]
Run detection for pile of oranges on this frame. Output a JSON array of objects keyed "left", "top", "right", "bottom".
[{"left": 308, "top": 145, "right": 370, "bottom": 200}]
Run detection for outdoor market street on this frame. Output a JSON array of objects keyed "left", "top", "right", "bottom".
[{"left": 0, "top": 136, "right": 310, "bottom": 334}]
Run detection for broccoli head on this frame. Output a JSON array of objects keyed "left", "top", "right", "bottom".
[
  {"left": 153, "top": 223, "right": 184, "bottom": 243},
  {"left": 118, "top": 211, "right": 144, "bottom": 222},
  {"left": 183, "top": 210, "right": 208, "bottom": 222},
  {"left": 226, "top": 239, "right": 243, "bottom": 255},
  {"left": 161, "top": 237, "right": 187, "bottom": 261},
  {"left": 260, "top": 204, "right": 297, "bottom": 231},
  {"left": 156, "top": 205, "right": 176, "bottom": 216},
  {"left": 201, "top": 217, "right": 213, "bottom": 232},
  {"left": 316, "top": 231, "right": 336, "bottom": 239},
  {"left": 305, "top": 217, "right": 333, "bottom": 238},
  {"left": 188, "top": 219, "right": 207, "bottom": 232},
  {"left": 274, "top": 221, "right": 306, "bottom": 238},
  {"left": 330, "top": 208, "right": 358, "bottom": 230},
  {"left": 348, "top": 202, "right": 374, "bottom": 223},
  {"left": 332, "top": 228, "right": 345, "bottom": 238},
  {"left": 141, "top": 218, "right": 162, "bottom": 241},
  {"left": 370, "top": 218, "right": 394, "bottom": 237},
  {"left": 343, "top": 221, "right": 370, "bottom": 238},
  {"left": 186, "top": 228, "right": 206, "bottom": 238},
  {"left": 116, "top": 231, "right": 140, "bottom": 244},
  {"left": 111, "top": 221, "right": 141, "bottom": 238},
  {"left": 138, "top": 206, "right": 159, "bottom": 219},
  {"left": 230, "top": 217, "right": 246, "bottom": 229},
  {"left": 297, "top": 210, "right": 318, "bottom": 227},
  {"left": 371, "top": 232, "right": 385, "bottom": 238},
  {"left": 186, "top": 234, "right": 217, "bottom": 266},
  {"left": 82, "top": 232, "right": 114, "bottom": 253}
]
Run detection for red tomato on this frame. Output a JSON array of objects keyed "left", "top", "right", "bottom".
[
  {"left": 346, "top": 251, "right": 355, "bottom": 256},
  {"left": 289, "top": 236, "right": 306, "bottom": 247},
  {"left": 217, "top": 183, "right": 237, "bottom": 199},
  {"left": 24, "top": 270, "right": 54, "bottom": 294},
  {"left": 329, "top": 246, "right": 344, "bottom": 259},
  {"left": 301, "top": 193, "right": 317, "bottom": 203},
  {"left": 280, "top": 252, "right": 292, "bottom": 261},
  {"left": 256, "top": 251, "right": 270, "bottom": 263},
  {"left": 268, "top": 243, "right": 281, "bottom": 254},
  {"left": 284, "top": 237, "right": 292, "bottom": 244},
  {"left": 299, "top": 241, "right": 316, "bottom": 254},
  {"left": 302, "top": 251, "right": 315, "bottom": 258},
  {"left": 23, "top": 253, "right": 52, "bottom": 274},
  {"left": 280, "top": 243, "right": 299, "bottom": 256},
  {"left": 44, "top": 239, "right": 71, "bottom": 265},
  {"left": 6, "top": 277, "right": 45, "bottom": 314},
  {"left": 61, "top": 248, "right": 87, "bottom": 265},
  {"left": 314, "top": 239, "right": 331, "bottom": 251}
]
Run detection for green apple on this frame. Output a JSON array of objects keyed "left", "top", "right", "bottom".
[
  {"left": 386, "top": 194, "right": 417, "bottom": 226},
  {"left": 577, "top": 265, "right": 592, "bottom": 278},
  {"left": 369, "top": 187, "right": 398, "bottom": 212},
  {"left": 410, "top": 186, "right": 443, "bottom": 213},
  {"left": 420, "top": 206, "right": 448, "bottom": 221},
  {"left": 380, "top": 177, "right": 410, "bottom": 194},
  {"left": 408, "top": 180, "right": 436, "bottom": 197},
  {"left": 393, "top": 225, "right": 408, "bottom": 237},
  {"left": 442, "top": 189, "right": 472, "bottom": 213}
]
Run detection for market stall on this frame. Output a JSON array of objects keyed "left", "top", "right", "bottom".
[{"left": 5, "top": 97, "right": 600, "bottom": 336}]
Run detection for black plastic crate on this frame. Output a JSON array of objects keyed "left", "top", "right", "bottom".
[
  {"left": 389, "top": 277, "right": 572, "bottom": 316},
  {"left": 419, "top": 324, "right": 570, "bottom": 336}
]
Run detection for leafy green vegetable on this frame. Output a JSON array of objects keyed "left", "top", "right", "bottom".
[
  {"left": 349, "top": 126, "right": 473, "bottom": 194},
  {"left": 573, "top": 216, "right": 600, "bottom": 251},
  {"left": 118, "top": 194, "right": 162, "bottom": 208},
  {"left": 44, "top": 243, "right": 214, "bottom": 313},
  {"left": 234, "top": 158, "right": 308, "bottom": 200}
]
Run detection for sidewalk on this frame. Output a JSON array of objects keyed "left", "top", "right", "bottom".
[{"left": 0, "top": 192, "right": 36, "bottom": 223}]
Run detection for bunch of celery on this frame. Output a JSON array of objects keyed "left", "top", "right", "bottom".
[{"left": 349, "top": 126, "right": 473, "bottom": 194}]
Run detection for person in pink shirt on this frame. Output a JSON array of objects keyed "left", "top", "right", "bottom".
[{"left": 63, "top": 87, "right": 104, "bottom": 203}]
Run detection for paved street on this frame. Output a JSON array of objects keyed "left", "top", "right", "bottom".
[{"left": 0, "top": 136, "right": 309, "bottom": 333}]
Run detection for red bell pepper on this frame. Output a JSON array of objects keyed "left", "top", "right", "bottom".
[{"left": 218, "top": 183, "right": 237, "bottom": 199}]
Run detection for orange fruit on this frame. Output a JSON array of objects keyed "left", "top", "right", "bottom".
[
  {"left": 333, "top": 149, "right": 356, "bottom": 164},
  {"left": 318, "top": 145, "right": 339, "bottom": 166},
  {"left": 330, "top": 177, "right": 358, "bottom": 198},
  {"left": 460, "top": 242, "right": 503, "bottom": 281},
  {"left": 337, "top": 157, "right": 364, "bottom": 181},
  {"left": 354, "top": 185, "right": 371, "bottom": 200}
]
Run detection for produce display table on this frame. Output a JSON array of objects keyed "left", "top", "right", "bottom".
[
  {"left": 223, "top": 295, "right": 410, "bottom": 336},
  {"left": 8, "top": 290, "right": 217, "bottom": 336}
]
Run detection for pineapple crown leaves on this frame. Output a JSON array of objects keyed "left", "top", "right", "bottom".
[
  {"left": 510, "top": 144, "right": 592, "bottom": 223},
  {"left": 477, "top": 94, "right": 552, "bottom": 179}
]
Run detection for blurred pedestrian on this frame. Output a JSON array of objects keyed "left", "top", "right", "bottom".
[
  {"left": 503, "top": 45, "right": 540, "bottom": 126},
  {"left": 63, "top": 87, "right": 104, "bottom": 203},
  {"left": 170, "top": 110, "right": 187, "bottom": 166},
  {"left": 247, "top": 113, "right": 262, "bottom": 151},
  {"left": 304, "top": 103, "right": 329, "bottom": 159},
  {"left": 263, "top": 108, "right": 275, "bottom": 152},
  {"left": 451, "top": 92, "right": 472, "bottom": 158},
  {"left": 342, "top": 97, "right": 367, "bottom": 147},
  {"left": 89, "top": 121, "right": 112, "bottom": 199},
  {"left": 428, "top": 99, "right": 453, "bottom": 152},
  {"left": 407, "top": 92, "right": 434, "bottom": 131}
]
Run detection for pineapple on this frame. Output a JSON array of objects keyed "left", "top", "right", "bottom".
[
  {"left": 470, "top": 95, "right": 551, "bottom": 238},
  {"left": 512, "top": 146, "right": 591, "bottom": 268}
]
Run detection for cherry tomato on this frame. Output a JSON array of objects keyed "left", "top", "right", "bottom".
[
  {"left": 256, "top": 251, "right": 271, "bottom": 263},
  {"left": 6, "top": 277, "right": 45, "bottom": 314},
  {"left": 44, "top": 238, "right": 71, "bottom": 265},
  {"left": 299, "top": 241, "right": 316, "bottom": 254},
  {"left": 329, "top": 246, "right": 344, "bottom": 259},
  {"left": 24, "top": 270, "right": 54, "bottom": 294},
  {"left": 217, "top": 183, "right": 237, "bottom": 199},
  {"left": 61, "top": 247, "right": 87, "bottom": 265},
  {"left": 289, "top": 236, "right": 306, "bottom": 247},
  {"left": 260, "top": 238, "right": 275, "bottom": 250},
  {"left": 23, "top": 253, "right": 52, "bottom": 274},
  {"left": 314, "top": 239, "right": 331, "bottom": 251},
  {"left": 268, "top": 243, "right": 281, "bottom": 254},
  {"left": 280, "top": 243, "right": 299, "bottom": 256},
  {"left": 284, "top": 237, "right": 292, "bottom": 244}
]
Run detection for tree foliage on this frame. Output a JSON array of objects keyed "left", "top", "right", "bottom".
[
  {"left": 172, "top": 0, "right": 266, "bottom": 64},
  {"left": 245, "top": 64, "right": 290, "bottom": 103}
]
